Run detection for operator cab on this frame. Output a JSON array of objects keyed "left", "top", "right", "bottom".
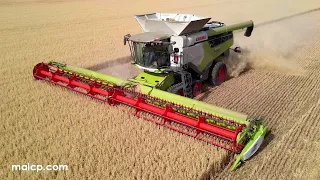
[
  {"left": 133, "top": 42, "right": 170, "bottom": 69},
  {"left": 124, "top": 32, "right": 173, "bottom": 72}
]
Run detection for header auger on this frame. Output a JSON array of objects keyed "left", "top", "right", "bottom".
[{"left": 33, "top": 13, "right": 267, "bottom": 171}]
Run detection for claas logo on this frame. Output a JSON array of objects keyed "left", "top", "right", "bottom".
[{"left": 196, "top": 36, "right": 206, "bottom": 41}]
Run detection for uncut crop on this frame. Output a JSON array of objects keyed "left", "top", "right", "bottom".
[{"left": 1, "top": 0, "right": 320, "bottom": 179}]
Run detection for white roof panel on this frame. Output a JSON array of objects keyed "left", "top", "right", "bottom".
[{"left": 134, "top": 13, "right": 211, "bottom": 35}]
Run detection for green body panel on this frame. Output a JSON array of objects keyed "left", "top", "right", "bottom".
[
  {"left": 198, "top": 38, "right": 234, "bottom": 72},
  {"left": 207, "top": 21, "right": 254, "bottom": 36},
  {"left": 197, "top": 21, "right": 253, "bottom": 72},
  {"left": 231, "top": 124, "right": 267, "bottom": 171},
  {"left": 130, "top": 71, "right": 174, "bottom": 90}
]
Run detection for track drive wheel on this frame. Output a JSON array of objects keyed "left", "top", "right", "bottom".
[
  {"left": 176, "top": 89, "right": 184, "bottom": 96},
  {"left": 211, "top": 62, "right": 227, "bottom": 86},
  {"left": 192, "top": 82, "right": 202, "bottom": 97}
]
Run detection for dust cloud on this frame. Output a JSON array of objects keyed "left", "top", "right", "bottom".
[
  {"left": 92, "top": 57, "right": 143, "bottom": 80},
  {"left": 225, "top": 9, "right": 317, "bottom": 77},
  {"left": 105, "top": 61, "right": 141, "bottom": 80}
]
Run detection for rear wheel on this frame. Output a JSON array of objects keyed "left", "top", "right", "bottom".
[{"left": 210, "top": 62, "right": 227, "bottom": 86}]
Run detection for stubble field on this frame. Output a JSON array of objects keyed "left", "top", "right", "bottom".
[{"left": 1, "top": 0, "right": 320, "bottom": 179}]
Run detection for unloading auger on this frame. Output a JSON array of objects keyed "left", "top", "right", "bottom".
[{"left": 33, "top": 13, "right": 267, "bottom": 171}]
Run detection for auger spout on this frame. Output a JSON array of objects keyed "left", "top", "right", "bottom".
[{"left": 207, "top": 20, "right": 254, "bottom": 37}]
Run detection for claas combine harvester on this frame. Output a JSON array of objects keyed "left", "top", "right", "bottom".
[{"left": 33, "top": 13, "right": 267, "bottom": 171}]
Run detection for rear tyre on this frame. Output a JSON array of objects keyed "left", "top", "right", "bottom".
[{"left": 210, "top": 62, "right": 227, "bottom": 86}]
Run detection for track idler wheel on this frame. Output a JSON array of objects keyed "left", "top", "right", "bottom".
[
  {"left": 192, "top": 82, "right": 202, "bottom": 97},
  {"left": 211, "top": 62, "right": 227, "bottom": 86}
]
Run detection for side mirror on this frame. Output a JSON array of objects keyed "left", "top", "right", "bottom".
[
  {"left": 123, "top": 34, "right": 131, "bottom": 45},
  {"left": 174, "top": 48, "right": 179, "bottom": 53}
]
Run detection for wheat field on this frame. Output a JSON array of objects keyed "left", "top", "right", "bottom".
[{"left": 1, "top": 0, "right": 320, "bottom": 179}]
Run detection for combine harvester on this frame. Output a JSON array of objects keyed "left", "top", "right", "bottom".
[{"left": 33, "top": 13, "right": 267, "bottom": 171}]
